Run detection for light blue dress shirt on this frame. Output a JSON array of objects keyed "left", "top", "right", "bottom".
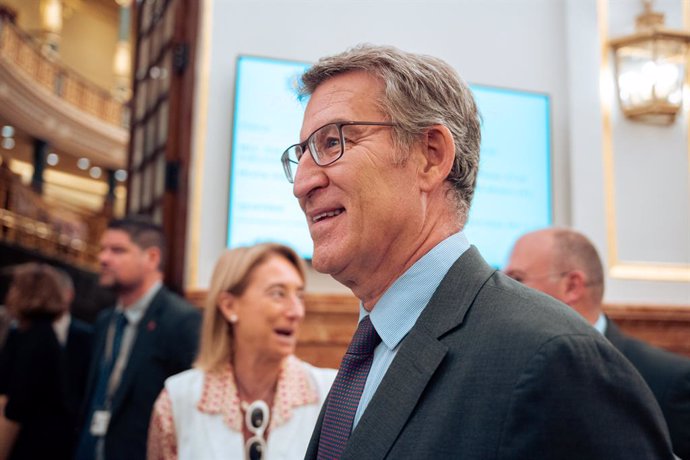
[
  {"left": 593, "top": 313, "right": 607, "bottom": 335},
  {"left": 352, "top": 231, "right": 470, "bottom": 429}
]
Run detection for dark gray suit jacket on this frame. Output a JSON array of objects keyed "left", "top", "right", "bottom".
[
  {"left": 82, "top": 286, "right": 201, "bottom": 460},
  {"left": 306, "top": 247, "right": 673, "bottom": 459},
  {"left": 606, "top": 320, "right": 690, "bottom": 459},
  {"left": 64, "top": 318, "right": 93, "bottom": 451}
]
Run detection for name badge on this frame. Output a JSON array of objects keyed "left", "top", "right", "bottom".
[{"left": 90, "top": 410, "right": 111, "bottom": 436}]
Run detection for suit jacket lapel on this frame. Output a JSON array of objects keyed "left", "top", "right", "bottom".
[
  {"left": 304, "top": 393, "right": 327, "bottom": 458},
  {"left": 343, "top": 327, "right": 447, "bottom": 459},
  {"left": 83, "top": 312, "right": 112, "bottom": 407},
  {"left": 308, "top": 247, "right": 494, "bottom": 460},
  {"left": 110, "top": 289, "right": 166, "bottom": 416}
]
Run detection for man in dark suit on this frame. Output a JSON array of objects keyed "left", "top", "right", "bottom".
[
  {"left": 281, "top": 44, "right": 673, "bottom": 458},
  {"left": 507, "top": 227, "right": 690, "bottom": 459},
  {"left": 75, "top": 217, "right": 201, "bottom": 460}
]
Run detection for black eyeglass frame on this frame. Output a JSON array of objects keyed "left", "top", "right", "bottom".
[
  {"left": 244, "top": 399, "right": 269, "bottom": 460},
  {"left": 280, "top": 121, "right": 398, "bottom": 183}
]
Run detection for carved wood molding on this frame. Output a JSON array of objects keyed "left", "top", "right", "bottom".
[
  {"left": 604, "top": 303, "right": 690, "bottom": 321},
  {"left": 185, "top": 290, "right": 360, "bottom": 312},
  {"left": 604, "top": 304, "right": 690, "bottom": 358}
]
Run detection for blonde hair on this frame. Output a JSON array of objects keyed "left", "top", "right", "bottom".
[
  {"left": 5, "top": 263, "right": 69, "bottom": 322},
  {"left": 194, "top": 243, "right": 306, "bottom": 372}
]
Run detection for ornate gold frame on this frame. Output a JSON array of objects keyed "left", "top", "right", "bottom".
[
  {"left": 597, "top": 0, "right": 690, "bottom": 282},
  {"left": 185, "top": 0, "right": 214, "bottom": 291}
]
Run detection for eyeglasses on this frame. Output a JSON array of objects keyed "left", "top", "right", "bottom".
[
  {"left": 280, "top": 121, "right": 398, "bottom": 183},
  {"left": 244, "top": 400, "right": 269, "bottom": 460}
]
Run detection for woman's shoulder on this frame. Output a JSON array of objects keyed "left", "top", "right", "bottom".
[{"left": 165, "top": 367, "right": 206, "bottom": 394}]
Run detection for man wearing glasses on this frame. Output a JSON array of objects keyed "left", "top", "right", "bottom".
[
  {"left": 282, "top": 45, "right": 673, "bottom": 459},
  {"left": 506, "top": 227, "right": 690, "bottom": 459}
]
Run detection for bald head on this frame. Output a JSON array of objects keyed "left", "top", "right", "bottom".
[{"left": 505, "top": 228, "right": 605, "bottom": 324}]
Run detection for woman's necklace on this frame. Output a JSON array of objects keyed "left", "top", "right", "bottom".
[{"left": 236, "top": 379, "right": 275, "bottom": 411}]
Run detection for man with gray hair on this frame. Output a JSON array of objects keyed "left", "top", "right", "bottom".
[
  {"left": 507, "top": 227, "right": 690, "bottom": 459},
  {"left": 281, "top": 44, "right": 673, "bottom": 459}
]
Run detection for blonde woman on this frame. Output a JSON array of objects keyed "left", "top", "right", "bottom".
[{"left": 148, "top": 243, "right": 336, "bottom": 460}]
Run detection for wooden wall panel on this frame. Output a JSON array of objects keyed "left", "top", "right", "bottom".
[
  {"left": 186, "top": 291, "right": 690, "bottom": 368},
  {"left": 296, "top": 294, "right": 358, "bottom": 369},
  {"left": 185, "top": 291, "right": 359, "bottom": 369},
  {"left": 605, "top": 304, "right": 690, "bottom": 359}
]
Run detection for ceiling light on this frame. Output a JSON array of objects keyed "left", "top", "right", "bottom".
[
  {"left": 46, "top": 152, "right": 59, "bottom": 166},
  {"left": 609, "top": 1, "right": 690, "bottom": 124},
  {"left": 115, "top": 169, "right": 128, "bottom": 182},
  {"left": 89, "top": 166, "right": 102, "bottom": 179},
  {"left": 77, "top": 157, "right": 90, "bottom": 170},
  {"left": 1, "top": 138, "right": 15, "bottom": 150}
]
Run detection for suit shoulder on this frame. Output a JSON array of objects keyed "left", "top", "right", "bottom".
[
  {"left": 154, "top": 289, "right": 201, "bottom": 342},
  {"left": 70, "top": 317, "right": 93, "bottom": 336},
  {"left": 94, "top": 308, "right": 114, "bottom": 324},
  {"left": 617, "top": 332, "right": 690, "bottom": 377},
  {"left": 476, "top": 272, "right": 598, "bottom": 339},
  {"left": 157, "top": 288, "right": 200, "bottom": 316}
]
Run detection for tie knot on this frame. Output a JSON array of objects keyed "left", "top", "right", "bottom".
[
  {"left": 114, "top": 312, "right": 128, "bottom": 330},
  {"left": 347, "top": 315, "right": 381, "bottom": 355}
]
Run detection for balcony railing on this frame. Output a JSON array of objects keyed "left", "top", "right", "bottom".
[
  {"left": 0, "top": 16, "right": 128, "bottom": 128},
  {"left": 0, "top": 163, "right": 106, "bottom": 271}
]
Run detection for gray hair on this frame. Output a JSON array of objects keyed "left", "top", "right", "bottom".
[{"left": 300, "top": 44, "right": 482, "bottom": 225}]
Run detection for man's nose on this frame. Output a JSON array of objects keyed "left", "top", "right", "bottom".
[
  {"left": 293, "top": 151, "right": 328, "bottom": 200},
  {"left": 98, "top": 249, "right": 110, "bottom": 264}
]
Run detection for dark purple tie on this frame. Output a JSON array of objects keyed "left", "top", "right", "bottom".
[{"left": 318, "top": 315, "right": 381, "bottom": 459}]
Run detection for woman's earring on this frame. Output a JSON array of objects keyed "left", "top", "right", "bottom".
[{"left": 229, "top": 314, "right": 238, "bottom": 324}]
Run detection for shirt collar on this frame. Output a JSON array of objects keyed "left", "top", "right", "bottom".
[
  {"left": 116, "top": 280, "right": 162, "bottom": 325},
  {"left": 363, "top": 231, "right": 470, "bottom": 350},
  {"left": 197, "top": 355, "right": 319, "bottom": 432},
  {"left": 593, "top": 313, "right": 607, "bottom": 335},
  {"left": 52, "top": 313, "right": 70, "bottom": 347}
]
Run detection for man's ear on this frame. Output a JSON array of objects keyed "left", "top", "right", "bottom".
[
  {"left": 144, "top": 246, "right": 162, "bottom": 271},
  {"left": 416, "top": 124, "right": 455, "bottom": 193},
  {"left": 563, "top": 270, "right": 587, "bottom": 305}
]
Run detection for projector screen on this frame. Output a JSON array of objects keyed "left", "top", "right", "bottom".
[{"left": 227, "top": 55, "right": 552, "bottom": 269}]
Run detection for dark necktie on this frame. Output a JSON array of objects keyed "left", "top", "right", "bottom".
[
  {"left": 75, "top": 312, "right": 128, "bottom": 460},
  {"left": 317, "top": 315, "right": 381, "bottom": 459},
  {"left": 93, "top": 311, "right": 128, "bottom": 408}
]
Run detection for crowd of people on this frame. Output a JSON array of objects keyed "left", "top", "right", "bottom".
[{"left": 0, "top": 44, "right": 687, "bottom": 460}]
